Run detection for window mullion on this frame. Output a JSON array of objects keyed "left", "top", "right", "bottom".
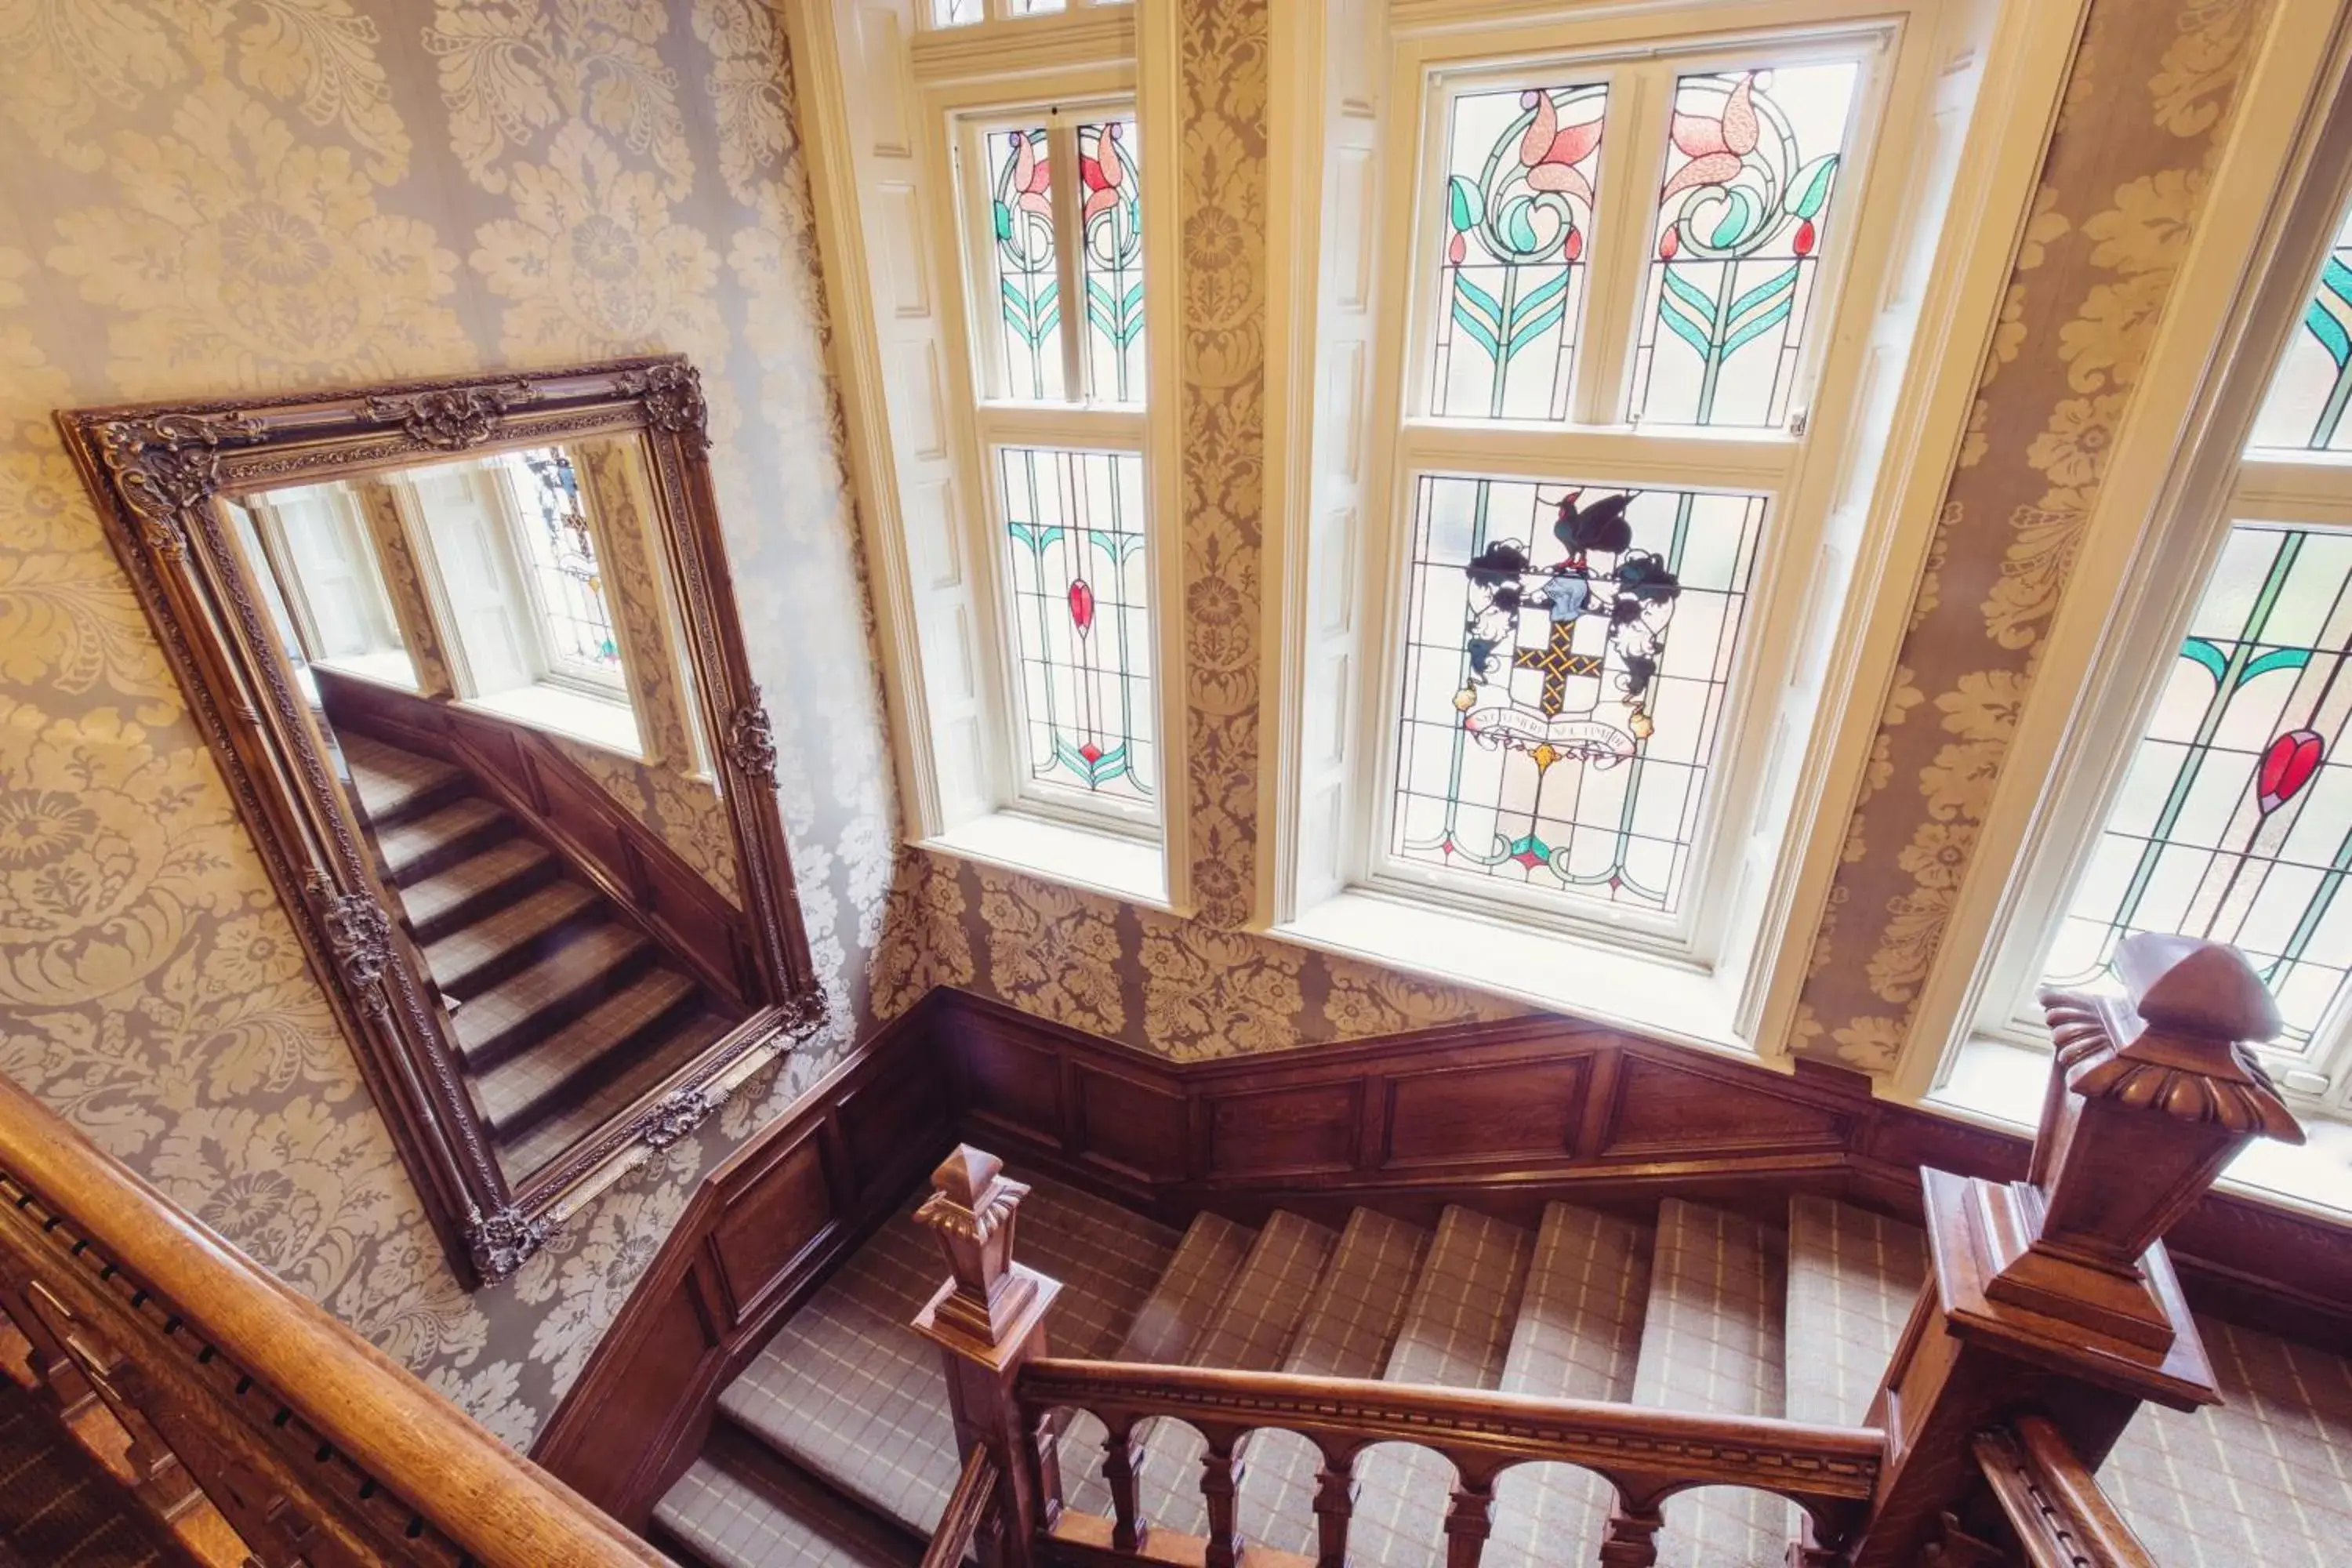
[
  {"left": 1573, "top": 66, "right": 1668, "bottom": 427},
  {"left": 1047, "top": 111, "right": 1087, "bottom": 405}
]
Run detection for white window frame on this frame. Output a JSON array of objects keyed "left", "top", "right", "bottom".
[
  {"left": 786, "top": 0, "right": 1188, "bottom": 908},
  {"left": 1936, "top": 17, "right": 2352, "bottom": 1121},
  {"left": 486, "top": 451, "right": 633, "bottom": 702},
  {"left": 1264, "top": 0, "right": 2089, "bottom": 1054}
]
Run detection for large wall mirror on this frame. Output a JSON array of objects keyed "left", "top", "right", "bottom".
[{"left": 61, "top": 359, "right": 820, "bottom": 1287}]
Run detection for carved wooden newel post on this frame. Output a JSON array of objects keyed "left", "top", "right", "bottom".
[
  {"left": 1847, "top": 935, "right": 2304, "bottom": 1567},
  {"left": 913, "top": 1145, "right": 1062, "bottom": 1568}
]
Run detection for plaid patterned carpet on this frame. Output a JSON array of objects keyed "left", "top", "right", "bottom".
[
  {"left": 656, "top": 1177, "right": 2352, "bottom": 1567},
  {"left": 0, "top": 1376, "right": 193, "bottom": 1568}
]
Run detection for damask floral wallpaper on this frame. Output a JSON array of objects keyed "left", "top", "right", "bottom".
[
  {"left": 0, "top": 0, "right": 2278, "bottom": 1459},
  {"left": 0, "top": 0, "right": 893, "bottom": 1447}
]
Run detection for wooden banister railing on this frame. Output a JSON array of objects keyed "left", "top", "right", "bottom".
[
  {"left": 909, "top": 934, "right": 2307, "bottom": 1568},
  {"left": 1018, "top": 1359, "right": 1883, "bottom": 1566},
  {"left": 1973, "top": 1416, "right": 2158, "bottom": 1568},
  {"left": 920, "top": 1444, "right": 1002, "bottom": 1568},
  {"left": 0, "top": 1072, "right": 660, "bottom": 1566}
]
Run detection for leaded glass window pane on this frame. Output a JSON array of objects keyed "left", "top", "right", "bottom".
[
  {"left": 503, "top": 448, "right": 622, "bottom": 681},
  {"left": 1629, "top": 64, "right": 1860, "bottom": 429},
  {"left": 987, "top": 125, "right": 1064, "bottom": 401},
  {"left": 1079, "top": 117, "right": 1145, "bottom": 404},
  {"left": 999, "top": 447, "right": 1153, "bottom": 800},
  {"left": 2045, "top": 522, "right": 2352, "bottom": 1046},
  {"left": 1431, "top": 82, "right": 1608, "bottom": 421},
  {"left": 1390, "top": 474, "right": 1765, "bottom": 911},
  {"left": 931, "top": 0, "right": 981, "bottom": 27},
  {"left": 2248, "top": 205, "right": 2352, "bottom": 452}
]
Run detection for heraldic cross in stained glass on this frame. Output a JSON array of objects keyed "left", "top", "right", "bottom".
[{"left": 1513, "top": 619, "right": 1604, "bottom": 716}]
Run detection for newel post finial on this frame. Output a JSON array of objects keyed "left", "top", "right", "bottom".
[
  {"left": 911, "top": 1146, "right": 1062, "bottom": 1566},
  {"left": 2031, "top": 933, "right": 2303, "bottom": 1278}
]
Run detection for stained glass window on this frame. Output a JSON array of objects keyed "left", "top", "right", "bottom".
[
  {"left": 1431, "top": 82, "right": 1608, "bottom": 421},
  {"left": 1628, "top": 64, "right": 1859, "bottom": 429},
  {"left": 999, "top": 447, "right": 1153, "bottom": 801},
  {"left": 1079, "top": 118, "right": 1145, "bottom": 404},
  {"left": 931, "top": 0, "right": 980, "bottom": 26},
  {"left": 1390, "top": 475, "right": 1764, "bottom": 910},
  {"left": 2249, "top": 205, "right": 2352, "bottom": 452},
  {"left": 2044, "top": 523, "right": 2352, "bottom": 1046},
  {"left": 503, "top": 448, "right": 622, "bottom": 682},
  {"left": 987, "top": 125, "right": 1064, "bottom": 401}
]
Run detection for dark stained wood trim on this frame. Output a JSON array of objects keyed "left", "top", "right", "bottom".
[
  {"left": 539, "top": 985, "right": 2352, "bottom": 1522},
  {"left": 316, "top": 669, "right": 760, "bottom": 1009},
  {"left": 532, "top": 997, "right": 955, "bottom": 1526}
]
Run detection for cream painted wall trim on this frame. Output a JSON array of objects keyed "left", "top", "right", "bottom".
[
  {"left": 1901, "top": 0, "right": 2352, "bottom": 1101},
  {"left": 1140, "top": 0, "right": 1194, "bottom": 915}
]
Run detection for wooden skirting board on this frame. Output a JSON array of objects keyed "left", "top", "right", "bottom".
[{"left": 535, "top": 985, "right": 2352, "bottom": 1524}]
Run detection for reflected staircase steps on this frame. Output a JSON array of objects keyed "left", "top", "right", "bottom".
[
  {"left": 651, "top": 1171, "right": 2352, "bottom": 1568},
  {"left": 335, "top": 724, "right": 728, "bottom": 1178}
]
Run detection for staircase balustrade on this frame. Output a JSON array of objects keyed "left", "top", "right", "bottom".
[
  {"left": 911, "top": 934, "right": 2307, "bottom": 1567},
  {"left": 1972, "top": 1416, "right": 2157, "bottom": 1568},
  {"left": 0, "top": 1072, "right": 659, "bottom": 1567}
]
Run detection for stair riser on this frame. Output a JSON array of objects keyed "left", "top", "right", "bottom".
[
  {"left": 428, "top": 906, "right": 605, "bottom": 1000},
  {"left": 455, "top": 942, "right": 662, "bottom": 1073},
  {"left": 480, "top": 985, "right": 702, "bottom": 1138},
  {"left": 355, "top": 771, "right": 470, "bottom": 833},
  {"left": 382, "top": 810, "right": 512, "bottom": 886},
  {"left": 406, "top": 857, "right": 562, "bottom": 947}
]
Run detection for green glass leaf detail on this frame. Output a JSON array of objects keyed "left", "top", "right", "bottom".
[
  {"left": 993, "top": 201, "right": 1013, "bottom": 242},
  {"left": 1007, "top": 521, "right": 1065, "bottom": 554},
  {"left": 2179, "top": 637, "right": 2228, "bottom": 682},
  {"left": 1788, "top": 154, "right": 1839, "bottom": 220},
  {"left": 1448, "top": 174, "right": 1481, "bottom": 234},
  {"left": 1502, "top": 196, "right": 1541, "bottom": 255},
  {"left": 1708, "top": 189, "right": 1758, "bottom": 249}
]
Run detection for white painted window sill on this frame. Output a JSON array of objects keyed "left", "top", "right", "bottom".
[
  {"left": 923, "top": 811, "right": 1168, "bottom": 909},
  {"left": 1275, "top": 887, "right": 1757, "bottom": 1062},
  {"left": 314, "top": 651, "right": 420, "bottom": 690},
  {"left": 1934, "top": 1033, "right": 2352, "bottom": 1219},
  {"left": 466, "top": 684, "right": 643, "bottom": 760}
]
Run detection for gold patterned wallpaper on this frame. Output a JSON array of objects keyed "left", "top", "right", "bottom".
[
  {"left": 1789, "top": 0, "right": 2265, "bottom": 1071},
  {"left": 0, "top": 0, "right": 895, "bottom": 1447},
  {"left": 0, "top": 0, "right": 2274, "bottom": 1456}
]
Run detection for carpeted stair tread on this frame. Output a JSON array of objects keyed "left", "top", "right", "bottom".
[
  {"left": 2101, "top": 1315, "right": 2352, "bottom": 1567},
  {"left": 654, "top": 1457, "right": 902, "bottom": 1568},
  {"left": 0, "top": 1374, "right": 196, "bottom": 1568},
  {"left": 339, "top": 732, "right": 466, "bottom": 826},
  {"left": 397, "top": 837, "right": 555, "bottom": 942},
  {"left": 449, "top": 921, "right": 655, "bottom": 1062},
  {"left": 469, "top": 965, "right": 700, "bottom": 1133},
  {"left": 1784, "top": 1197, "right": 1925, "bottom": 1427},
  {"left": 1631, "top": 1200, "right": 1788, "bottom": 1567},
  {"left": 1486, "top": 1204, "right": 1655, "bottom": 1568},
  {"left": 711, "top": 1171, "right": 1179, "bottom": 1538},
  {"left": 1234, "top": 1207, "right": 1431, "bottom": 1552},
  {"left": 375, "top": 795, "right": 509, "bottom": 884},
  {"left": 1061, "top": 1211, "right": 1257, "bottom": 1516},
  {"left": 1344, "top": 1207, "right": 1534, "bottom": 1568},
  {"left": 498, "top": 1008, "right": 733, "bottom": 1181},
  {"left": 1134, "top": 1211, "right": 1339, "bottom": 1535},
  {"left": 420, "top": 878, "right": 601, "bottom": 996}
]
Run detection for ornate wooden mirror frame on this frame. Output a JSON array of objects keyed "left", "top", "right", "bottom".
[{"left": 60, "top": 358, "right": 822, "bottom": 1288}]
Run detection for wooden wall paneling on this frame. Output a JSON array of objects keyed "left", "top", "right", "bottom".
[
  {"left": 1600, "top": 1053, "right": 1857, "bottom": 1158},
  {"left": 1377, "top": 1053, "right": 1591, "bottom": 1171},
  {"left": 1206, "top": 1080, "right": 1363, "bottom": 1179},
  {"left": 1070, "top": 1062, "right": 1189, "bottom": 1189},
  {"left": 533, "top": 1002, "right": 956, "bottom": 1523}
]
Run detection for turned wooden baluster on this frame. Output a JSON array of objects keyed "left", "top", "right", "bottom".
[
  {"left": 1200, "top": 1433, "right": 1244, "bottom": 1568},
  {"left": 1848, "top": 933, "right": 2306, "bottom": 1568},
  {"left": 1443, "top": 1477, "right": 1495, "bottom": 1568},
  {"left": 1101, "top": 1414, "right": 1148, "bottom": 1552},
  {"left": 1598, "top": 1496, "right": 1664, "bottom": 1567},
  {"left": 1312, "top": 1461, "right": 1355, "bottom": 1568},
  {"left": 913, "top": 1145, "right": 1064, "bottom": 1568}
]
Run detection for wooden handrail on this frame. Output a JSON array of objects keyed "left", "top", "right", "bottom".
[
  {"left": 920, "top": 1443, "right": 1001, "bottom": 1568},
  {"left": 0, "top": 1072, "right": 660, "bottom": 1566},
  {"left": 1974, "top": 1416, "right": 2158, "bottom": 1568},
  {"left": 1016, "top": 1357, "right": 1881, "bottom": 1565}
]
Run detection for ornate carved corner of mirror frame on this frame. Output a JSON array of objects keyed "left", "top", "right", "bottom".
[{"left": 56, "top": 358, "right": 826, "bottom": 1290}]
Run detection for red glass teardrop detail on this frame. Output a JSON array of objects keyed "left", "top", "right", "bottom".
[
  {"left": 1658, "top": 228, "right": 1679, "bottom": 260},
  {"left": 2258, "top": 728, "right": 2325, "bottom": 815},
  {"left": 1564, "top": 227, "right": 1583, "bottom": 263},
  {"left": 1793, "top": 219, "right": 1817, "bottom": 257},
  {"left": 1068, "top": 579, "right": 1094, "bottom": 633}
]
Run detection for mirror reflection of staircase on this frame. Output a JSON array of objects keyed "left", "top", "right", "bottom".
[
  {"left": 338, "top": 728, "right": 735, "bottom": 1182},
  {"left": 647, "top": 1173, "right": 2352, "bottom": 1566}
]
